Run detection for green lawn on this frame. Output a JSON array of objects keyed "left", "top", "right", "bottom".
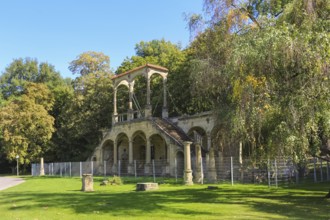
[{"left": 0, "top": 176, "right": 329, "bottom": 220}]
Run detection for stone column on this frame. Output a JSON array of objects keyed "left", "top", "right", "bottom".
[
  {"left": 112, "top": 139, "right": 118, "bottom": 173},
  {"left": 128, "top": 139, "right": 133, "bottom": 174},
  {"left": 40, "top": 157, "right": 45, "bottom": 176},
  {"left": 165, "top": 143, "right": 170, "bottom": 175},
  {"left": 112, "top": 88, "right": 118, "bottom": 124},
  {"left": 208, "top": 147, "right": 217, "bottom": 183},
  {"left": 184, "top": 141, "right": 193, "bottom": 185},
  {"left": 194, "top": 143, "right": 202, "bottom": 183},
  {"left": 145, "top": 75, "right": 152, "bottom": 118},
  {"left": 145, "top": 138, "right": 151, "bottom": 174},
  {"left": 162, "top": 77, "right": 168, "bottom": 118},
  {"left": 128, "top": 82, "right": 134, "bottom": 120}
]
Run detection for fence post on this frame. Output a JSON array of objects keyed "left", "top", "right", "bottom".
[
  {"left": 51, "top": 163, "right": 53, "bottom": 176},
  {"left": 153, "top": 159, "right": 156, "bottom": 183},
  {"left": 65, "top": 162, "right": 67, "bottom": 176},
  {"left": 175, "top": 158, "right": 177, "bottom": 183},
  {"left": 201, "top": 156, "right": 204, "bottom": 185},
  {"left": 320, "top": 159, "right": 323, "bottom": 182},
  {"left": 231, "top": 157, "right": 234, "bottom": 186},
  {"left": 267, "top": 159, "right": 271, "bottom": 188},
  {"left": 274, "top": 159, "right": 278, "bottom": 188},
  {"left": 327, "top": 161, "right": 329, "bottom": 181},
  {"left": 118, "top": 160, "right": 121, "bottom": 177},
  {"left": 134, "top": 160, "right": 137, "bottom": 179},
  {"left": 313, "top": 157, "right": 317, "bottom": 183},
  {"left": 104, "top": 161, "right": 106, "bottom": 177},
  {"left": 91, "top": 161, "right": 93, "bottom": 175},
  {"left": 60, "top": 163, "right": 62, "bottom": 177},
  {"left": 80, "top": 162, "right": 82, "bottom": 178}
]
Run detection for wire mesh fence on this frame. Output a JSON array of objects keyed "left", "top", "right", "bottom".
[{"left": 31, "top": 156, "right": 330, "bottom": 187}]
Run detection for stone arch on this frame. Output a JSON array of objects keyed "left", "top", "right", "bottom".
[
  {"left": 116, "top": 132, "right": 129, "bottom": 174},
  {"left": 101, "top": 139, "right": 114, "bottom": 162},
  {"left": 188, "top": 126, "right": 208, "bottom": 152},
  {"left": 132, "top": 130, "right": 147, "bottom": 175},
  {"left": 132, "top": 130, "right": 147, "bottom": 161},
  {"left": 116, "top": 83, "right": 130, "bottom": 118},
  {"left": 149, "top": 73, "right": 166, "bottom": 117},
  {"left": 149, "top": 134, "right": 167, "bottom": 160}
]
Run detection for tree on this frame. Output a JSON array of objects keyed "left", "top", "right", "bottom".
[
  {"left": 189, "top": 0, "right": 330, "bottom": 162},
  {"left": 0, "top": 83, "right": 55, "bottom": 164},
  {"left": 0, "top": 58, "right": 66, "bottom": 99},
  {"left": 69, "top": 51, "right": 111, "bottom": 76},
  {"left": 53, "top": 72, "right": 114, "bottom": 161}
]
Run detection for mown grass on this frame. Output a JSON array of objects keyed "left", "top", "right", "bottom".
[{"left": 0, "top": 176, "right": 329, "bottom": 220}]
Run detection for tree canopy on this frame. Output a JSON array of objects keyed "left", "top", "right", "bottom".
[{"left": 188, "top": 0, "right": 330, "bottom": 162}]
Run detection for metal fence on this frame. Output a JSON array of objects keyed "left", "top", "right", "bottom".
[{"left": 31, "top": 157, "right": 330, "bottom": 187}]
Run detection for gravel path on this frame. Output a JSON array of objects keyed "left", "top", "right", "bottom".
[{"left": 0, "top": 177, "right": 25, "bottom": 191}]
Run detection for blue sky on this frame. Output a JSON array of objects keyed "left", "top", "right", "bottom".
[{"left": 0, "top": 0, "right": 203, "bottom": 78}]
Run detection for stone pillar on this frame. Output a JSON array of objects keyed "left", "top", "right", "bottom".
[
  {"left": 128, "top": 82, "right": 134, "bottom": 120},
  {"left": 112, "top": 139, "right": 118, "bottom": 173},
  {"left": 162, "top": 77, "right": 168, "bottom": 118},
  {"left": 165, "top": 143, "right": 171, "bottom": 175},
  {"left": 128, "top": 139, "right": 133, "bottom": 174},
  {"left": 81, "top": 174, "right": 93, "bottom": 192},
  {"left": 208, "top": 147, "right": 217, "bottom": 183},
  {"left": 145, "top": 76, "right": 152, "bottom": 118},
  {"left": 113, "top": 88, "right": 118, "bottom": 124},
  {"left": 184, "top": 141, "right": 193, "bottom": 185},
  {"left": 40, "top": 157, "right": 45, "bottom": 176},
  {"left": 145, "top": 138, "right": 151, "bottom": 174},
  {"left": 194, "top": 143, "right": 202, "bottom": 183}
]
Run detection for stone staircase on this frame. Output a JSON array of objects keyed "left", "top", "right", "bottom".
[{"left": 151, "top": 117, "right": 191, "bottom": 147}]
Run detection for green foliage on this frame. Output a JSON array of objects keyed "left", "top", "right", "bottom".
[
  {"left": 54, "top": 72, "right": 114, "bottom": 161},
  {"left": 106, "top": 175, "right": 123, "bottom": 185},
  {"left": 0, "top": 83, "right": 55, "bottom": 164},
  {"left": 189, "top": 0, "right": 330, "bottom": 161},
  {"left": 0, "top": 58, "right": 65, "bottom": 99},
  {"left": 69, "top": 51, "right": 111, "bottom": 76}
]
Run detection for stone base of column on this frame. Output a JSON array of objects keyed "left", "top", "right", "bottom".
[
  {"left": 194, "top": 169, "right": 202, "bottom": 183},
  {"left": 207, "top": 168, "right": 217, "bottom": 183},
  {"left": 112, "top": 164, "right": 118, "bottom": 174},
  {"left": 128, "top": 163, "right": 134, "bottom": 175},
  {"left": 145, "top": 105, "right": 152, "bottom": 118},
  {"left": 144, "top": 163, "right": 151, "bottom": 175},
  {"left": 162, "top": 107, "right": 168, "bottom": 118},
  {"left": 184, "top": 169, "right": 193, "bottom": 185}
]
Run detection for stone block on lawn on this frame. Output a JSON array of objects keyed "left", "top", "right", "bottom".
[
  {"left": 136, "top": 182, "right": 159, "bottom": 191},
  {"left": 82, "top": 174, "right": 94, "bottom": 192}
]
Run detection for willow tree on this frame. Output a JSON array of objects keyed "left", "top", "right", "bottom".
[{"left": 189, "top": 0, "right": 330, "bottom": 161}]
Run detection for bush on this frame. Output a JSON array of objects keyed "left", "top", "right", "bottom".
[{"left": 107, "top": 175, "right": 123, "bottom": 185}]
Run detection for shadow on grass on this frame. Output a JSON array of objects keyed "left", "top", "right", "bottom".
[{"left": 1, "top": 177, "right": 329, "bottom": 219}]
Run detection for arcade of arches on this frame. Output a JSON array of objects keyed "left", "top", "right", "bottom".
[{"left": 91, "top": 64, "right": 239, "bottom": 185}]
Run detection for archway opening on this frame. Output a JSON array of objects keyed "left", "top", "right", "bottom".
[
  {"left": 116, "top": 133, "right": 129, "bottom": 175},
  {"left": 132, "top": 131, "right": 147, "bottom": 175},
  {"left": 150, "top": 134, "right": 167, "bottom": 176}
]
